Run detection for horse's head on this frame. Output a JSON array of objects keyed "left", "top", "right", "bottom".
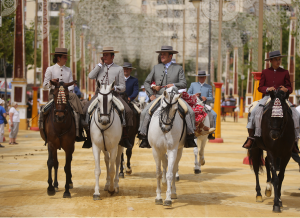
[
  {"left": 96, "top": 80, "right": 115, "bottom": 125},
  {"left": 159, "top": 87, "right": 182, "bottom": 133},
  {"left": 268, "top": 89, "right": 289, "bottom": 140},
  {"left": 50, "top": 80, "right": 76, "bottom": 123}
]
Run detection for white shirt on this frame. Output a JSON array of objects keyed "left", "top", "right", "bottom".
[
  {"left": 296, "top": 105, "right": 300, "bottom": 114},
  {"left": 9, "top": 107, "right": 20, "bottom": 122},
  {"left": 43, "top": 64, "right": 74, "bottom": 91},
  {"left": 199, "top": 82, "right": 205, "bottom": 87},
  {"left": 125, "top": 75, "right": 131, "bottom": 81}
]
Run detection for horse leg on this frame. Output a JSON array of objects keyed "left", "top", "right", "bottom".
[
  {"left": 171, "top": 147, "right": 183, "bottom": 200},
  {"left": 47, "top": 144, "right": 55, "bottom": 196},
  {"left": 267, "top": 153, "right": 281, "bottom": 212},
  {"left": 164, "top": 148, "right": 178, "bottom": 207},
  {"left": 251, "top": 148, "right": 263, "bottom": 202},
  {"left": 108, "top": 148, "right": 117, "bottom": 195},
  {"left": 63, "top": 151, "right": 73, "bottom": 198},
  {"left": 114, "top": 145, "right": 123, "bottom": 194},
  {"left": 119, "top": 153, "right": 125, "bottom": 178},
  {"left": 152, "top": 147, "right": 163, "bottom": 205},
  {"left": 126, "top": 147, "right": 133, "bottom": 175},
  {"left": 162, "top": 154, "right": 168, "bottom": 186},
  {"left": 92, "top": 144, "right": 101, "bottom": 200},
  {"left": 193, "top": 142, "right": 200, "bottom": 174},
  {"left": 265, "top": 156, "right": 272, "bottom": 197},
  {"left": 52, "top": 149, "right": 59, "bottom": 192},
  {"left": 104, "top": 151, "right": 110, "bottom": 191},
  {"left": 277, "top": 155, "right": 291, "bottom": 209},
  {"left": 199, "top": 137, "right": 206, "bottom": 166}
]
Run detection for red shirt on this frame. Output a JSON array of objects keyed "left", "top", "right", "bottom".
[{"left": 258, "top": 67, "right": 292, "bottom": 96}]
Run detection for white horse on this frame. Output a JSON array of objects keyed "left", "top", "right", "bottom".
[
  {"left": 148, "top": 88, "right": 186, "bottom": 207},
  {"left": 90, "top": 81, "right": 123, "bottom": 200},
  {"left": 138, "top": 96, "right": 147, "bottom": 110}
]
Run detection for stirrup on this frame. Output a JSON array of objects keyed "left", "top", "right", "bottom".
[{"left": 242, "top": 137, "right": 255, "bottom": 150}]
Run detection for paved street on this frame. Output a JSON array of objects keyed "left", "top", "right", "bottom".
[{"left": 0, "top": 117, "right": 300, "bottom": 217}]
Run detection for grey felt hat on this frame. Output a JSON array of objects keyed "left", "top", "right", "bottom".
[
  {"left": 191, "top": 70, "right": 210, "bottom": 77},
  {"left": 122, "top": 62, "right": 136, "bottom": 69},
  {"left": 156, "top": 46, "right": 178, "bottom": 54},
  {"left": 265, "top": 50, "right": 286, "bottom": 61}
]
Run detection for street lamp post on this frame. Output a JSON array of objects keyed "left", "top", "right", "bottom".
[{"left": 189, "top": 0, "right": 202, "bottom": 82}]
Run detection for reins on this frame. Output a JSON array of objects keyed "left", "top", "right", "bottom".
[{"left": 159, "top": 95, "right": 179, "bottom": 133}]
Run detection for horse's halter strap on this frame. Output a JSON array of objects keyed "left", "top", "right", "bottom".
[
  {"left": 159, "top": 93, "right": 178, "bottom": 131},
  {"left": 97, "top": 90, "right": 113, "bottom": 117}
]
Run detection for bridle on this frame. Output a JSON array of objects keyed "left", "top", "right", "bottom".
[{"left": 159, "top": 93, "right": 179, "bottom": 133}]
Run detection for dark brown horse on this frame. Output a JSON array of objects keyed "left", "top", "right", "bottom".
[
  {"left": 249, "top": 90, "right": 294, "bottom": 213},
  {"left": 40, "top": 80, "right": 77, "bottom": 198},
  {"left": 119, "top": 92, "right": 140, "bottom": 177}
]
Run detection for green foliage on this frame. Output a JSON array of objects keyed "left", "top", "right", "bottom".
[
  {"left": 25, "top": 22, "right": 41, "bottom": 69},
  {"left": 0, "top": 14, "right": 15, "bottom": 64}
]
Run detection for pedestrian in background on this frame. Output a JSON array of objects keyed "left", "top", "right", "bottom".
[
  {"left": 0, "top": 98, "right": 7, "bottom": 148},
  {"left": 9, "top": 102, "right": 20, "bottom": 145}
]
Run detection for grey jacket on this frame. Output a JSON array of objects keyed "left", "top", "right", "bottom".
[
  {"left": 88, "top": 64, "right": 125, "bottom": 92},
  {"left": 144, "top": 63, "right": 187, "bottom": 96}
]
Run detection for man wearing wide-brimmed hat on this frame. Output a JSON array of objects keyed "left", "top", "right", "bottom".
[
  {"left": 138, "top": 45, "right": 197, "bottom": 148},
  {"left": 42, "top": 48, "right": 88, "bottom": 141},
  {"left": 243, "top": 50, "right": 300, "bottom": 153},
  {"left": 122, "top": 62, "right": 139, "bottom": 102},
  {"left": 188, "top": 70, "right": 216, "bottom": 139},
  {"left": 82, "top": 47, "right": 134, "bottom": 149}
]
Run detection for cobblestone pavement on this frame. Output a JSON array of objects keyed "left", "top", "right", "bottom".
[{"left": 0, "top": 117, "right": 300, "bottom": 217}]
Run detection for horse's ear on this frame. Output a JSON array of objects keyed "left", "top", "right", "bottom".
[
  {"left": 163, "top": 90, "right": 167, "bottom": 98},
  {"left": 270, "top": 90, "right": 275, "bottom": 100},
  {"left": 50, "top": 80, "right": 58, "bottom": 87},
  {"left": 64, "top": 80, "right": 77, "bottom": 88},
  {"left": 97, "top": 80, "right": 101, "bottom": 89}
]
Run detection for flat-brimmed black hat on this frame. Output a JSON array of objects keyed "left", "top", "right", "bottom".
[
  {"left": 265, "top": 50, "right": 286, "bottom": 61},
  {"left": 156, "top": 46, "right": 178, "bottom": 54},
  {"left": 50, "top": 48, "right": 71, "bottom": 56},
  {"left": 122, "top": 62, "right": 136, "bottom": 69},
  {"left": 191, "top": 70, "right": 210, "bottom": 77}
]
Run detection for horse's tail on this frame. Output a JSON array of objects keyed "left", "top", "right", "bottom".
[{"left": 249, "top": 145, "right": 264, "bottom": 173}]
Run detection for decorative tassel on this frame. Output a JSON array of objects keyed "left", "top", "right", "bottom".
[
  {"left": 271, "top": 98, "right": 283, "bottom": 118},
  {"left": 57, "top": 86, "right": 67, "bottom": 104}
]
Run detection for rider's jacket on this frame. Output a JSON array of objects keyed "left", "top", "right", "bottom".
[
  {"left": 43, "top": 64, "right": 74, "bottom": 91},
  {"left": 258, "top": 67, "right": 292, "bottom": 97},
  {"left": 144, "top": 63, "right": 187, "bottom": 97},
  {"left": 89, "top": 63, "right": 125, "bottom": 93},
  {"left": 125, "top": 76, "right": 139, "bottom": 101}
]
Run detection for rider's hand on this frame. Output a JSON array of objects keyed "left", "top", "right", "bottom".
[
  {"left": 202, "top": 96, "right": 207, "bottom": 101},
  {"left": 100, "top": 57, "right": 104, "bottom": 65},
  {"left": 154, "top": 86, "right": 161, "bottom": 92},
  {"left": 51, "top": 78, "right": 59, "bottom": 83},
  {"left": 150, "top": 95, "right": 156, "bottom": 101},
  {"left": 128, "top": 97, "right": 131, "bottom": 102},
  {"left": 166, "top": 84, "right": 174, "bottom": 88},
  {"left": 195, "top": 93, "right": 200, "bottom": 98},
  {"left": 280, "top": 85, "right": 288, "bottom": 93},
  {"left": 267, "top": 87, "right": 276, "bottom": 92}
]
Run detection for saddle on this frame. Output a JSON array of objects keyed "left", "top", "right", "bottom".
[{"left": 148, "top": 95, "right": 188, "bottom": 118}]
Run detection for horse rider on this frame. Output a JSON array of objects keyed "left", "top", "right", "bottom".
[
  {"left": 138, "top": 85, "right": 149, "bottom": 103},
  {"left": 243, "top": 50, "right": 300, "bottom": 153},
  {"left": 138, "top": 45, "right": 197, "bottom": 148},
  {"left": 41, "top": 48, "right": 88, "bottom": 141},
  {"left": 188, "top": 70, "right": 217, "bottom": 139},
  {"left": 82, "top": 46, "right": 133, "bottom": 149},
  {"left": 123, "top": 62, "right": 139, "bottom": 102}
]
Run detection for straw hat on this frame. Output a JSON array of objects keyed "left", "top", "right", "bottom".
[
  {"left": 100, "top": 46, "right": 119, "bottom": 54},
  {"left": 50, "top": 48, "right": 71, "bottom": 56}
]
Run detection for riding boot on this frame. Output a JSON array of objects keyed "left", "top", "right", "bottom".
[
  {"left": 82, "top": 129, "right": 92, "bottom": 148},
  {"left": 208, "top": 133, "right": 215, "bottom": 140},
  {"left": 185, "top": 133, "right": 197, "bottom": 148},
  {"left": 292, "top": 141, "right": 300, "bottom": 153},
  {"left": 120, "top": 127, "right": 132, "bottom": 149},
  {"left": 242, "top": 129, "right": 255, "bottom": 149},
  {"left": 139, "top": 134, "right": 151, "bottom": 148},
  {"left": 80, "top": 114, "right": 89, "bottom": 130}
]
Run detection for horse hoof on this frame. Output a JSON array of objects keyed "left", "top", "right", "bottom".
[
  {"left": 273, "top": 205, "right": 281, "bottom": 213},
  {"left": 108, "top": 190, "right": 115, "bottom": 195},
  {"left": 126, "top": 168, "right": 132, "bottom": 175},
  {"left": 176, "top": 176, "right": 179, "bottom": 182},
  {"left": 119, "top": 172, "right": 125, "bottom": 178},
  {"left": 194, "top": 169, "right": 201, "bottom": 174},
  {"left": 171, "top": 193, "right": 177, "bottom": 199},
  {"left": 93, "top": 194, "right": 101, "bottom": 201},
  {"left": 55, "top": 187, "right": 59, "bottom": 192},
  {"left": 63, "top": 192, "right": 71, "bottom": 198},
  {"left": 115, "top": 187, "right": 119, "bottom": 194},
  {"left": 69, "top": 183, "right": 73, "bottom": 189},
  {"left": 155, "top": 199, "right": 163, "bottom": 205},
  {"left": 104, "top": 185, "right": 109, "bottom": 191},
  {"left": 163, "top": 200, "right": 172, "bottom": 207},
  {"left": 47, "top": 188, "right": 56, "bottom": 196},
  {"left": 256, "top": 195, "right": 263, "bottom": 202},
  {"left": 265, "top": 189, "right": 272, "bottom": 197}
]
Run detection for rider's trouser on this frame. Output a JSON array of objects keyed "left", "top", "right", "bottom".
[
  {"left": 138, "top": 96, "right": 195, "bottom": 136},
  {"left": 247, "top": 95, "right": 300, "bottom": 139},
  {"left": 207, "top": 109, "right": 217, "bottom": 128},
  {"left": 82, "top": 89, "right": 133, "bottom": 127}
]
